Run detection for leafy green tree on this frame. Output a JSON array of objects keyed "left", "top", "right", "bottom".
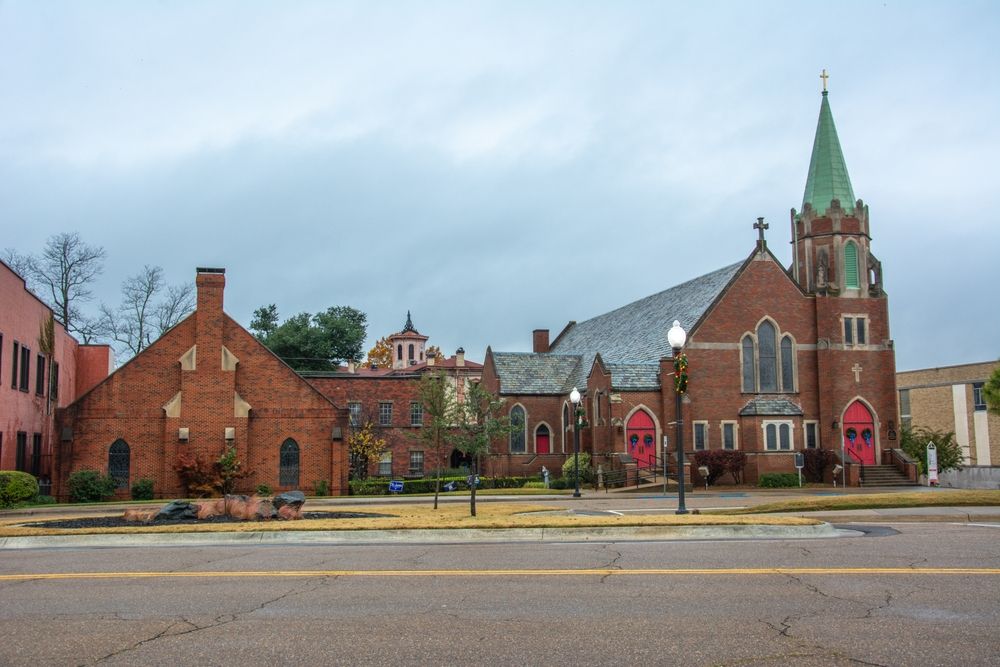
[
  {"left": 449, "top": 381, "right": 514, "bottom": 517},
  {"left": 255, "top": 305, "right": 367, "bottom": 371},
  {"left": 984, "top": 362, "right": 1000, "bottom": 416},
  {"left": 411, "top": 371, "right": 456, "bottom": 509},
  {"left": 900, "top": 426, "right": 964, "bottom": 475}
]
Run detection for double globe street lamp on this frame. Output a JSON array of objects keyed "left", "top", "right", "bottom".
[{"left": 667, "top": 320, "right": 689, "bottom": 515}]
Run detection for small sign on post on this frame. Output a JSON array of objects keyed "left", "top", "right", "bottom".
[
  {"left": 926, "top": 442, "right": 939, "bottom": 486},
  {"left": 794, "top": 452, "right": 805, "bottom": 487},
  {"left": 388, "top": 480, "right": 404, "bottom": 494}
]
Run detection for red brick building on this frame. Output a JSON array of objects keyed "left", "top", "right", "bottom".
[
  {"left": 306, "top": 317, "right": 483, "bottom": 479},
  {"left": 0, "top": 260, "right": 112, "bottom": 495},
  {"left": 56, "top": 268, "right": 349, "bottom": 499},
  {"left": 481, "top": 89, "right": 900, "bottom": 486}
]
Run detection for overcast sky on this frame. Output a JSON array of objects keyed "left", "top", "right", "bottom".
[{"left": 2, "top": 1, "right": 997, "bottom": 372}]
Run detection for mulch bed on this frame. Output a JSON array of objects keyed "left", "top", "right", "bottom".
[{"left": 23, "top": 511, "right": 395, "bottom": 530}]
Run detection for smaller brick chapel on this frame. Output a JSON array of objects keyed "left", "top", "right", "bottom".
[
  {"left": 480, "top": 88, "right": 899, "bottom": 485},
  {"left": 56, "top": 269, "right": 349, "bottom": 499}
]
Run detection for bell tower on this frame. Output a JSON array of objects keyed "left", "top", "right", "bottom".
[{"left": 791, "top": 75, "right": 883, "bottom": 297}]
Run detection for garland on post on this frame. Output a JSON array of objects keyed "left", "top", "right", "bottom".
[{"left": 674, "top": 353, "right": 689, "bottom": 395}]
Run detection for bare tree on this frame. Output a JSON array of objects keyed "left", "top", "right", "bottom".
[
  {"left": 100, "top": 265, "right": 194, "bottom": 359},
  {"left": 5, "top": 233, "right": 106, "bottom": 335}
]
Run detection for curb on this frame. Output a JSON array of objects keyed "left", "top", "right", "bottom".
[{"left": 0, "top": 522, "right": 842, "bottom": 549}]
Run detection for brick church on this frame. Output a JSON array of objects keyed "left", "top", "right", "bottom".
[{"left": 480, "top": 87, "right": 899, "bottom": 485}]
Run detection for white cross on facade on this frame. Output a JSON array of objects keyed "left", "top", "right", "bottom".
[{"left": 852, "top": 363, "right": 863, "bottom": 383}]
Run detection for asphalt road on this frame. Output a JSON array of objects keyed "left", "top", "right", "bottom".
[{"left": 2, "top": 520, "right": 999, "bottom": 666}]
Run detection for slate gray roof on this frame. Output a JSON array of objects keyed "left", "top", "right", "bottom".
[
  {"left": 606, "top": 363, "right": 661, "bottom": 391},
  {"left": 549, "top": 262, "right": 743, "bottom": 363},
  {"left": 492, "top": 352, "right": 582, "bottom": 395},
  {"left": 738, "top": 397, "right": 804, "bottom": 416}
]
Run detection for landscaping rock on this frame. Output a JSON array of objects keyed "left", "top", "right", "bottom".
[
  {"left": 274, "top": 490, "right": 306, "bottom": 510},
  {"left": 154, "top": 500, "right": 199, "bottom": 521},
  {"left": 255, "top": 500, "right": 277, "bottom": 520}
]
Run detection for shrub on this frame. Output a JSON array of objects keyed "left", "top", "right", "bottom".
[
  {"left": 313, "top": 480, "right": 330, "bottom": 496},
  {"left": 34, "top": 495, "right": 56, "bottom": 506},
  {"left": 255, "top": 484, "right": 273, "bottom": 496},
  {"left": 523, "top": 481, "right": 546, "bottom": 489},
  {"left": 802, "top": 449, "right": 836, "bottom": 482},
  {"left": 562, "top": 453, "right": 594, "bottom": 485},
  {"left": 131, "top": 478, "right": 155, "bottom": 501},
  {"left": 173, "top": 446, "right": 253, "bottom": 497},
  {"left": 758, "top": 472, "right": 800, "bottom": 488},
  {"left": 549, "top": 477, "right": 568, "bottom": 490},
  {"left": 0, "top": 471, "right": 40, "bottom": 507},
  {"left": 67, "top": 470, "right": 117, "bottom": 502},
  {"left": 900, "top": 427, "right": 964, "bottom": 475},
  {"left": 692, "top": 450, "right": 747, "bottom": 485}
]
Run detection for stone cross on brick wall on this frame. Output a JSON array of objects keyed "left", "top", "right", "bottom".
[{"left": 852, "top": 363, "right": 863, "bottom": 383}]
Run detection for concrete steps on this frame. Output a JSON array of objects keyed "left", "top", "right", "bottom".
[{"left": 861, "top": 464, "right": 916, "bottom": 487}]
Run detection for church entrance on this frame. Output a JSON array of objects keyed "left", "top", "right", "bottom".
[
  {"left": 535, "top": 425, "right": 550, "bottom": 454},
  {"left": 842, "top": 400, "right": 877, "bottom": 465},
  {"left": 626, "top": 410, "right": 657, "bottom": 469}
]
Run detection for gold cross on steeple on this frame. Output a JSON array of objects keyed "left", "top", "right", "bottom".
[{"left": 820, "top": 69, "right": 829, "bottom": 92}]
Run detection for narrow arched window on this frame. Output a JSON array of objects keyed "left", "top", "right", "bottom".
[
  {"left": 397, "top": 344, "right": 403, "bottom": 361},
  {"left": 408, "top": 343, "right": 414, "bottom": 361},
  {"left": 509, "top": 405, "right": 526, "bottom": 453},
  {"left": 780, "top": 335, "right": 795, "bottom": 391},
  {"left": 844, "top": 241, "right": 859, "bottom": 289},
  {"left": 741, "top": 335, "right": 756, "bottom": 392},
  {"left": 279, "top": 438, "right": 300, "bottom": 487},
  {"left": 108, "top": 439, "right": 130, "bottom": 489},
  {"left": 757, "top": 321, "right": 778, "bottom": 392}
]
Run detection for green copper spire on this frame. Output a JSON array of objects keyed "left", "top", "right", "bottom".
[{"left": 801, "top": 91, "right": 856, "bottom": 214}]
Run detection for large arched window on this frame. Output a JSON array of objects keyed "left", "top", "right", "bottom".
[
  {"left": 741, "top": 335, "right": 756, "bottom": 392},
  {"left": 279, "top": 438, "right": 300, "bottom": 487},
  {"left": 844, "top": 241, "right": 860, "bottom": 289},
  {"left": 108, "top": 439, "right": 130, "bottom": 489},
  {"left": 509, "top": 405, "right": 526, "bottom": 454},
  {"left": 742, "top": 321, "right": 796, "bottom": 394},
  {"left": 757, "top": 320, "right": 778, "bottom": 392}
]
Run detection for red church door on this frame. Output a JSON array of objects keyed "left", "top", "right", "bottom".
[
  {"left": 842, "top": 400, "right": 877, "bottom": 465},
  {"left": 536, "top": 425, "right": 550, "bottom": 454},
  {"left": 626, "top": 410, "right": 657, "bottom": 469}
]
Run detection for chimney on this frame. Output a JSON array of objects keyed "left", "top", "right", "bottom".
[
  {"left": 195, "top": 268, "right": 226, "bottom": 353},
  {"left": 456, "top": 347, "right": 465, "bottom": 367},
  {"left": 347, "top": 360, "right": 356, "bottom": 374},
  {"left": 427, "top": 351, "right": 436, "bottom": 366},
  {"left": 533, "top": 329, "right": 550, "bottom": 353}
]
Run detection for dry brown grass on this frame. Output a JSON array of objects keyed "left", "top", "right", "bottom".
[
  {"left": 0, "top": 502, "right": 818, "bottom": 537},
  {"left": 710, "top": 489, "right": 1000, "bottom": 515}
]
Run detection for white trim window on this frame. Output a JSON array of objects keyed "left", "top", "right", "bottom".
[
  {"left": 408, "top": 450, "right": 424, "bottom": 475},
  {"left": 378, "top": 401, "right": 393, "bottom": 427},
  {"left": 410, "top": 401, "right": 423, "bottom": 426},
  {"left": 693, "top": 421, "right": 708, "bottom": 451},
  {"left": 804, "top": 421, "right": 819, "bottom": 449},
  {"left": 378, "top": 451, "right": 392, "bottom": 477},
  {"left": 720, "top": 421, "right": 739, "bottom": 450},
  {"left": 348, "top": 401, "right": 361, "bottom": 427},
  {"left": 763, "top": 420, "right": 794, "bottom": 451}
]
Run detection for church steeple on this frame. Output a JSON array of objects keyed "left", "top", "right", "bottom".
[{"left": 801, "top": 88, "right": 856, "bottom": 215}]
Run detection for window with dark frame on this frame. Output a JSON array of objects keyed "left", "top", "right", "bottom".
[
  {"left": 844, "top": 317, "right": 854, "bottom": 345},
  {"left": 35, "top": 354, "right": 45, "bottom": 396},
  {"left": 509, "top": 405, "right": 526, "bottom": 453},
  {"left": 741, "top": 335, "right": 755, "bottom": 391},
  {"left": 765, "top": 422, "right": 792, "bottom": 451},
  {"left": 279, "top": 438, "right": 300, "bottom": 487},
  {"left": 19, "top": 345, "right": 30, "bottom": 391},
  {"left": 379, "top": 401, "right": 393, "bottom": 427},
  {"left": 11, "top": 341, "right": 19, "bottom": 389},
  {"left": 108, "top": 439, "right": 130, "bottom": 489},
  {"left": 15, "top": 432, "right": 27, "bottom": 472},
  {"left": 757, "top": 321, "right": 778, "bottom": 392},
  {"left": 50, "top": 362, "right": 59, "bottom": 401},
  {"left": 722, "top": 423, "right": 736, "bottom": 450},
  {"left": 409, "top": 451, "right": 424, "bottom": 475},
  {"left": 805, "top": 422, "right": 818, "bottom": 449},
  {"left": 410, "top": 401, "right": 423, "bottom": 426},
  {"left": 693, "top": 422, "right": 707, "bottom": 451},
  {"left": 856, "top": 318, "right": 867, "bottom": 345},
  {"left": 973, "top": 383, "right": 986, "bottom": 411},
  {"left": 31, "top": 433, "right": 42, "bottom": 477}
]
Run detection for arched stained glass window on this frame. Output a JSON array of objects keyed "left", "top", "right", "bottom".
[
  {"left": 741, "top": 336, "right": 756, "bottom": 392},
  {"left": 108, "top": 439, "right": 130, "bottom": 489},
  {"left": 757, "top": 321, "right": 778, "bottom": 392},
  {"left": 780, "top": 335, "right": 794, "bottom": 391},
  {"left": 844, "top": 241, "right": 859, "bottom": 289},
  {"left": 280, "top": 438, "right": 300, "bottom": 487},
  {"left": 509, "top": 405, "right": 526, "bottom": 454}
]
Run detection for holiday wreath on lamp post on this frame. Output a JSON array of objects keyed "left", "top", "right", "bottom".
[{"left": 674, "top": 353, "right": 689, "bottom": 394}]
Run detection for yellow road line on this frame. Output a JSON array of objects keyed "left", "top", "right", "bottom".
[{"left": 1, "top": 568, "right": 998, "bottom": 582}]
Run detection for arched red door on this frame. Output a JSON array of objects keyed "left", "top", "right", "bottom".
[
  {"left": 536, "top": 425, "right": 550, "bottom": 454},
  {"left": 626, "top": 410, "right": 657, "bottom": 468},
  {"left": 842, "top": 400, "right": 877, "bottom": 465}
]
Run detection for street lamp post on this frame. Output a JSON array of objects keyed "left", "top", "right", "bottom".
[
  {"left": 667, "top": 320, "right": 689, "bottom": 515},
  {"left": 570, "top": 387, "right": 582, "bottom": 499}
]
